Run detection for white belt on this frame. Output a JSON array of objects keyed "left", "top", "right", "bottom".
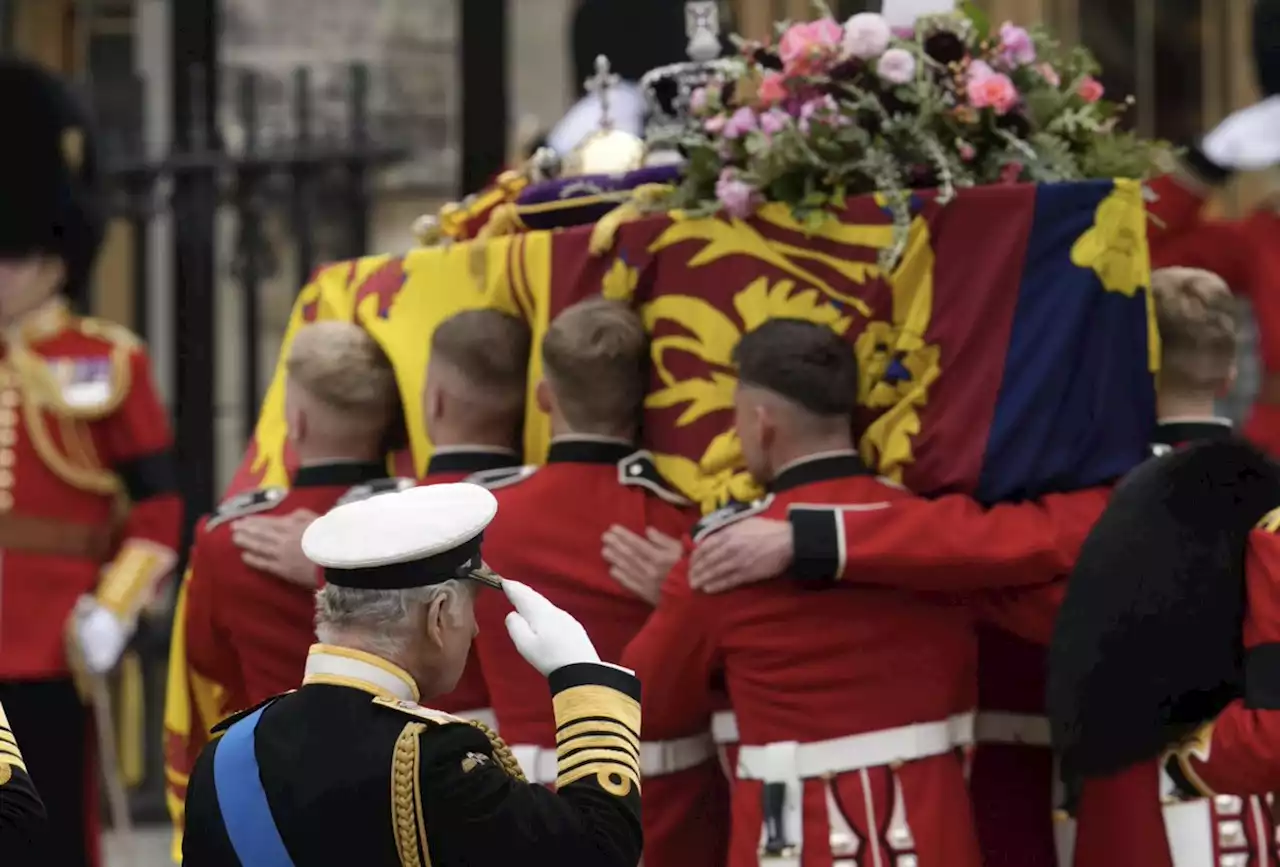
[
  {"left": 736, "top": 712, "right": 975, "bottom": 783},
  {"left": 712, "top": 710, "right": 739, "bottom": 745},
  {"left": 973, "top": 711, "right": 1052, "bottom": 747},
  {"left": 456, "top": 707, "right": 497, "bottom": 730},
  {"left": 511, "top": 733, "right": 717, "bottom": 786}
]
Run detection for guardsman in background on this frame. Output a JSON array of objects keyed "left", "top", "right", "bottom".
[
  {"left": 229, "top": 308, "right": 531, "bottom": 729},
  {"left": 469, "top": 298, "right": 726, "bottom": 867},
  {"left": 0, "top": 697, "right": 46, "bottom": 850},
  {"left": 162, "top": 321, "right": 410, "bottom": 857},
  {"left": 1141, "top": 0, "right": 1280, "bottom": 455},
  {"left": 182, "top": 484, "right": 645, "bottom": 867},
  {"left": 0, "top": 58, "right": 182, "bottom": 867}
]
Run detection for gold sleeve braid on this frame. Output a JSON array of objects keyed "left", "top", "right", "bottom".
[
  {"left": 551, "top": 685, "right": 642, "bottom": 796},
  {"left": 392, "top": 721, "right": 431, "bottom": 867},
  {"left": 1258, "top": 507, "right": 1280, "bottom": 534},
  {"left": 0, "top": 699, "right": 27, "bottom": 784}
]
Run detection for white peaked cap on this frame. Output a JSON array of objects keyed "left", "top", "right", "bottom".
[{"left": 301, "top": 483, "right": 500, "bottom": 589}]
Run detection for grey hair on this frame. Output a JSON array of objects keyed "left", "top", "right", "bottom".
[{"left": 314, "top": 579, "right": 474, "bottom": 659}]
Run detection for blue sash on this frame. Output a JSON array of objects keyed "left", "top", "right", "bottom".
[{"left": 212, "top": 703, "right": 297, "bottom": 867}]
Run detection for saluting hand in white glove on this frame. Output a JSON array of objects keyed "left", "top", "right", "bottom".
[
  {"left": 503, "top": 580, "right": 601, "bottom": 677},
  {"left": 1202, "top": 96, "right": 1280, "bottom": 171}
]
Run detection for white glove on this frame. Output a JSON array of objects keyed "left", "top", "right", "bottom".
[
  {"left": 503, "top": 580, "right": 601, "bottom": 677},
  {"left": 73, "top": 599, "right": 131, "bottom": 675},
  {"left": 1202, "top": 96, "right": 1280, "bottom": 171}
]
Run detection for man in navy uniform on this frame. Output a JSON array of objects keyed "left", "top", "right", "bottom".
[{"left": 181, "top": 483, "right": 644, "bottom": 867}]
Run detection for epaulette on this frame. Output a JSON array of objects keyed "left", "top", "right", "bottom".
[
  {"left": 205, "top": 487, "right": 287, "bottom": 531},
  {"left": 336, "top": 477, "right": 416, "bottom": 506},
  {"left": 372, "top": 696, "right": 469, "bottom": 727},
  {"left": 210, "top": 693, "right": 291, "bottom": 734},
  {"left": 618, "top": 450, "right": 691, "bottom": 506},
  {"left": 74, "top": 315, "right": 142, "bottom": 350},
  {"left": 691, "top": 495, "right": 776, "bottom": 543},
  {"left": 1258, "top": 506, "right": 1280, "bottom": 534},
  {"left": 465, "top": 465, "right": 537, "bottom": 490}
]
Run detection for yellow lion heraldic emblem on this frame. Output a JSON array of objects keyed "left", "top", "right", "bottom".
[{"left": 639, "top": 202, "right": 942, "bottom": 511}]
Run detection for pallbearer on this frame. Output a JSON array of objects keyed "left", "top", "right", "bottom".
[{"left": 181, "top": 484, "right": 643, "bottom": 867}]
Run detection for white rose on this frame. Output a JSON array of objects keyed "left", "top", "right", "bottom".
[{"left": 842, "top": 12, "right": 893, "bottom": 60}]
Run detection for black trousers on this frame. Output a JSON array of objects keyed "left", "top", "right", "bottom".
[{"left": 0, "top": 679, "right": 94, "bottom": 867}]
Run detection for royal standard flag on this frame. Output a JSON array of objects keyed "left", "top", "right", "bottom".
[{"left": 227, "top": 179, "right": 1156, "bottom": 512}]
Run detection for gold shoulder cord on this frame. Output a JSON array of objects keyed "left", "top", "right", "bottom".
[
  {"left": 392, "top": 721, "right": 430, "bottom": 867},
  {"left": 466, "top": 719, "right": 527, "bottom": 783},
  {"left": 1258, "top": 506, "right": 1280, "bottom": 535}
]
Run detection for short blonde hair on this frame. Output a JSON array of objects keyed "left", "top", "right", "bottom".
[
  {"left": 286, "top": 322, "right": 399, "bottom": 435},
  {"left": 1152, "top": 267, "right": 1238, "bottom": 391},
  {"left": 541, "top": 298, "right": 648, "bottom": 432},
  {"left": 430, "top": 310, "right": 530, "bottom": 417}
]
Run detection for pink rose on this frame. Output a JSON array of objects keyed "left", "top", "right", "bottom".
[
  {"left": 998, "top": 22, "right": 1036, "bottom": 67},
  {"left": 704, "top": 114, "right": 727, "bottom": 134},
  {"left": 967, "top": 71, "right": 1019, "bottom": 115},
  {"left": 722, "top": 106, "right": 758, "bottom": 140},
  {"left": 841, "top": 12, "right": 892, "bottom": 60},
  {"left": 759, "top": 108, "right": 790, "bottom": 136},
  {"left": 958, "top": 141, "right": 976, "bottom": 162},
  {"left": 1036, "top": 63, "right": 1060, "bottom": 87},
  {"left": 758, "top": 71, "right": 788, "bottom": 107},
  {"left": 1078, "top": 76, "right": 1105, "bottom": 103},
  {"left": 876, "top": 47, "right": 916, "bottom": 84},
  {"left": 779, "top": 18, "right": 845, "bottom": 75},
  {"left": 716, "top": 170, "right": 760, "bottom": 219}
]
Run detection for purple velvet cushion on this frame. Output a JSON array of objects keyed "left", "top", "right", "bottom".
[{"left": 514, "top": 165, "right": 681, "bottom": 230}]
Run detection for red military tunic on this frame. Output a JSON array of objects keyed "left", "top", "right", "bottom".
[
  {"left": 162, "top": 461, "right": 410, "bottom": 858},
  {"left": 421, "top": 447, "right": 521, "bottom": 727},
  {"left": 1146, "top": 165, "right": 1280, "bottom": 456},
  {"left": 0, "top": 299, "right": 181, "bottom": 677},
  {"left": 776, "top": 471, "right": 1108, "bottom": 867},
  {"left": 626, "top": 452, "right": 984, "bottom": 867},
  {"left": 470, "top": 436, "right": 726, "bottom": 867}
]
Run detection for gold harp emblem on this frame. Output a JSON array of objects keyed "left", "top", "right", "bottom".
[{"left": 61, "top": 128, "right": 85, "bottom": 174}]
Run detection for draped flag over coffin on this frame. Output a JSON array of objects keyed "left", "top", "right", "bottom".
[{"left": 227, "top": 179, "right": 1157, "bottom": 511}]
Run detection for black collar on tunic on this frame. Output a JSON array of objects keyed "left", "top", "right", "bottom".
[
  {"left": 293, "top": 461, "right": 388, "bottom": 489},
  {"left": 1152, "top": 419, "right": 1234, "bottom": 448},
  {"left": 546, "top": 438, "right": 637, "bottom": 465},
  {"left": 769, "top": 452, "right": 872, "bottom": 495},
  {"left": 426, "top": 448, "right": 520, "bottom": 476}
]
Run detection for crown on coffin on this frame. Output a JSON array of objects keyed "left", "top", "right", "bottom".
[
  {"left": 556, "top": 55, "right": 648, "bottom": 177},
  {"left": 640, "top": 0, "right": 735, "bottom": 143}
]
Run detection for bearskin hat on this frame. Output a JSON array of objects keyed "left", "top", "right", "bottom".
[
  {"left": 1258, "top": 0, "right": 1280, "bottom": 97},
  {"left": 0, "top": 57, "right": 105, "bottom": 306},
  {"left": 1049, "top": 439, "right": 1280, "bottom": 784}
]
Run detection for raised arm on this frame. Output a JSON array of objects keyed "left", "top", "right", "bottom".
[{"left": 422, "top": 662, "right": 643, "bottom": 867}]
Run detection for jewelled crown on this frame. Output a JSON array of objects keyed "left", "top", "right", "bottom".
[{"left": 639, "top": 1, "right": 735, "bottom": 144}]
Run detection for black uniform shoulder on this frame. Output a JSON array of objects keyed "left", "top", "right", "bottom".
[
  {"left": 205, "top": 487, "right": 287, "bottom": 531},
  {"left": 692, "top": 494, "right": 777, "bottom": 543},
  {"left": 209, "top": 693, "right": 291, "bottom": 735},
  {"left": 336, "top": 476, "right": 416, "bottom": 506},
  {"left": 373, "top": 697, "right": 528, "bottom": 780},
  {"left": 465, "top": 464, "right": 538, "bottom": 490},
  {"left": 617, "top": 450, "right": 690, "bottom": 506}
]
